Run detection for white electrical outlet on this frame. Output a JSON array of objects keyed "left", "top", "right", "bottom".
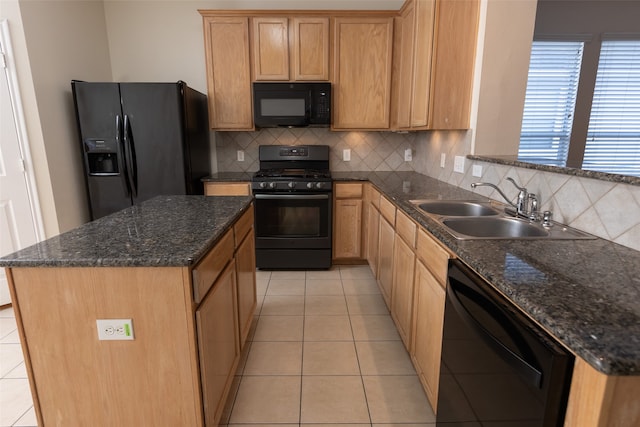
[
  {"left": 404, "top": 148, "right": 412, "bottom": 162},
  {"left": 472, "top": 164, "right": 483, "bottom": 177},
  {"left": 237, "top": 150, "right": 245, "bottom": 162},
  {"left": 97, "top": 319, "right": 135, "bottom": 341},
  {"left": 440, "top": 153, "right": 446, "bottom": 168},
  {"left": 454, "top": 156, "right": 465, "bottom": 173},
  {"left": 343, "top": 149, "right": 351, "bottom": 161}
]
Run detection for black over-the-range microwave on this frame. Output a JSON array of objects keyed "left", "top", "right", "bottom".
[{"left": 253, "top": 82, "right": 331, "bottom": 128}]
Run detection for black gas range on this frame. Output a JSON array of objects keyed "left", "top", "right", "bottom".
[{"left": 252, "top": 145, "right": 332, "bottom": 270}]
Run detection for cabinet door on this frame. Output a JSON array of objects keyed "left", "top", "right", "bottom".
[
  {"left": 236, "top": 229, "right": 257, "bottom": 348},
  {"left": 429, "top": 0, "right": 480, "bottom": 129},
  {"left": 410, "top": 0, "right": 436, "bottom": 127},
  {"left": 411, "top": 259, "right": 445, "bottom": 411},
  {"left": 377, "top": 215, "right": 395, "bottom": 308},
  {"left": 197, "top": 261, "right": 239, "bottom": 427},
  {"left": 332, "top": 17, "right": 394, "bottom": 129},
  {"left": 203, "top": 17, "right": 253, "bottom": 130},
  {"left": 252, "top": 17, "right": 290, "bottom": 81},
  {"left": 391, "top": 234, "right": 416, "bottom": 350},
  {"left": 292, "top": 17, "right": 330, "bottom": 80},
  {"left": 366, "top": 203, "right": 380, "bottom": 278},
  {"left": 334, "top": 198, "right": 363, "bottom": 260},
  {"left": 391, "top": 0, "right": 416, "bottom": 129}
]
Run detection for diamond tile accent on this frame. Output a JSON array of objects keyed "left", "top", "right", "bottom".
[{"left": 216, "top": 129, "right": 416, "bottom": 173}]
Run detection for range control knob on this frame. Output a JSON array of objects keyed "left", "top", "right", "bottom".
[
  {"left": 306, "top": 182, "right": 314, "bottom": 189},
  {"left": 288, "top": 182, "right": 296, "bottom": 189},
  {"left": 268, "top": 182, "right": 277, "bottom": 189},
  {"left": 259, "top": 182, "right": 267, "bottom": 189},
  {"left": 316, "top": 182, "right": 325, "bottom": 189}
]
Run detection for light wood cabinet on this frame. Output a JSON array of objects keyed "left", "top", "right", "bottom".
[
  {"left": 252, "top": 16, "right": 330, "bottom": 81},
  {"left": 333, "top": 182, "right": 364, "bottom": 261},
  {"left": 252, "top": 17, "right": 290, "bottom": 80},
  {"left": 205, "top": 181, "right": 252, "bottom": 196},
  {"left": 411, "top": 258, "right": 446, "bottom": 411},
  {"left": 391, "top": 210, "right": 418, "bottom": 350},
  {"left": 292, "top": 17, "right": 330, "bottom": 80},
  {"left": 234, "top": 206, "right": 256, "bottom": 349},
  {"left": 391, "top": 0, "right": 436, "bottom": 129},
  {"left": 410, "top": 227, "right": 451, "bottom": 411},
  {"left": 197, "top": 260, "right": 239, "bottom": 427},
  {"left": 429, "top": 0, "right": 480, "bottom": 129},
  {"left": 365, "top": 185, "right": 381, "bottom": 278},
  {"left": 202, "top": 16, "right": 253, "bottom": 130},
  {"left": 332, "top": 16, "right": 394, "bottom": 129},
  {"left": 377, "top": 196, "right": 396, "bottom": 307}
]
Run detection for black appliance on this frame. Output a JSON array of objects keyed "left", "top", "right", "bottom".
[
  {"left": 71, "top": 81, "right": 210, "bottom": 220},
  {"left": 253, "top": 82, "right": 331, "bottom": 128},
  {"left": 437, "top": 259, "right": 574, "bottom": 426},
  {"left": 252, "top": 145, "right": 332, "bottom": 270}
]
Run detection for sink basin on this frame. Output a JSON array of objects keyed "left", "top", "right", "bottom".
[
  {"left": 442, "top": 217, "right": 549, "bottom": 239},
  {"left": 411, "top": 200, "right": 500, "bottom": 217}
]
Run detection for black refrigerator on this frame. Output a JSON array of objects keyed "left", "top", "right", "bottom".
[{"left": 71, "top": 81, "right": 211, "bottom": 220}]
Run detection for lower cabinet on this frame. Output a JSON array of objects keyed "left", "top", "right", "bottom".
[
  {"left": 377, "top": 214, "right": 395, "bottom": 307},
  {"left": 205, "top": 181, "right": 251, "bottom": 196},
  {"left": 410, "top": 228, "right": 451, "bottom": 411},
  {"left": 196, "top": 261, "right": 240, "bottom": 427},
  {"left": 411, "top": 259, "right": 446, "bottom": 411},
  {"left": 236, "top": 227, "right": 257, "bottom": 348},
  {"left": 333, "top": 182, "right": 365, "bottom": 262}
]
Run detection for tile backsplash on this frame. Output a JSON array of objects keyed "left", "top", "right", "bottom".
[
  {"left": 414, "top": 131, "right": 640, "bottom": 252},
  {"left": 215, "top": 128, "right": 417, "bottom": 173}
]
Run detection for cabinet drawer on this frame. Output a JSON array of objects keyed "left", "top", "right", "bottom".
[
  {"left": 234, "top": 205, "right": 254, "bottom": 247},
  {"left": 335, "top": 182, "right": 364, "bottom": 198},
  {"left": 396, "top": 209, "right": 417, "bottom": 248},
  {"left": 205, "top": 182, "right": 251, "bottom": 196},
  {"left": 416, "top": 228, "right": 451, "bottom": 287},
  {"left": 380, "top": 196, "right": 396, "bottom": 225},
  {"left": 192, "top": 230, "right": 234, "bottom": 304}
]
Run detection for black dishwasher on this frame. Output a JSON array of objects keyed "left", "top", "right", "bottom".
[{"left": 437, "top": 259, "right": 574, "bottom": 427}]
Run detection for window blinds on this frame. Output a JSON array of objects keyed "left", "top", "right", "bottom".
[
  {"left": 519, "top": 41, "right": 584, "bottom": 167},
  {"left": 584, "top": 40, "right": 640, "bottom": 177}
]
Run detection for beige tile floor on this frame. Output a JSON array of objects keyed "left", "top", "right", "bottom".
[
  {"left": 0, "top": 265, "right": 436, "bottom": 427},
  {"left": 221, "top": 265, "right": 436, "bottom": 427}
]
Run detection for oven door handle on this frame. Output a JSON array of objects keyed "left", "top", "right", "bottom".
[{"left": 254, "top": 194, "right": 330, "bottom": 200}]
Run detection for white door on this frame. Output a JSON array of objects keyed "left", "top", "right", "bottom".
[{"left": 0, "top": 21, "right": 41, "bottom": 305}]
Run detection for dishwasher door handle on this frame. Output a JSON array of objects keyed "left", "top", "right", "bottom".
[{"left": 447, "top": 279, "right": 543, "bottom": 388}]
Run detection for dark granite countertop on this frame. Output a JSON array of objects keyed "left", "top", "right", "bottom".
[
  {"left": 0, "top": 195, "right": 253, "bottom": 268},
  {"left": 202, "top": 172, "right": 254, "bottom": 182},
  {"left": 334, "top": 171, "right": 640, "bottom": 376}
]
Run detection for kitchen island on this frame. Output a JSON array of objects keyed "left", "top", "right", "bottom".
[{"left": 0, "top": 195, "right": 256, "bottom": 427}]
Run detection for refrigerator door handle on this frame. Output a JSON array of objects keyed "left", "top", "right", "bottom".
[
  {"left": 123, "top": 114, "right": 138, "bottom": 198},
  {"left": 115, "top": 114, "right": 131, "bottom": 196}
]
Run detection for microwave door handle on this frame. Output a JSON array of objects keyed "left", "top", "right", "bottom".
[{"left": 447, "top": 279, "right": 543, "bottom": 388}]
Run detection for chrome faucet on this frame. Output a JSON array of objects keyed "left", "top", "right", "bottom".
[{"left": 471, "top": 178, "right": 539, "bottom": 220}]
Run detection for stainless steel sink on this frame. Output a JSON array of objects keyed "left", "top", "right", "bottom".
[
  {"left": 410, "top": 199, "right": 595, "bottom": 240},
  {"left": 442, "top": 217, "right": 549, "bottom": 239},
  {"left": 411, "top": 200, "right": 500, "bottom": 217}
]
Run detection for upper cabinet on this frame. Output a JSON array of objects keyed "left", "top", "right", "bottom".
[
  {"left": 200, "top": 2, "right": 479, "bottom": 131},
  {"left": 332, "top": 17, "right": 394, "bottom": 130},
  {"left": 252, "top": 17, "right": 290, "bottom": 81},
  {"left": 252, "top": 16, "right": 330, "bottom": 81},
  {"left": 391, "top": 0, "right": 479, "bottom": 130},
  {"left": 202, "top": 16, "right": 253, "bottom": 130},
  {"left": 429, "top": 0, "right": 480, "bottom": 129}
]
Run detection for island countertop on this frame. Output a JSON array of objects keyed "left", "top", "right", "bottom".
[
  {"left": 333, "top": 171, "right": 640, "bottom": 376},
  {"left": 0, "top": 195, "right": 253, "bottom": 268}
]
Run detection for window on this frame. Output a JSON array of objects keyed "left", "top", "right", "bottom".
[
  {"left": 518, "top": 41, "right": 584, "bottom": 167},
  {"left": 583, "top": 40, "right": 640, "bottom": 177}
]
